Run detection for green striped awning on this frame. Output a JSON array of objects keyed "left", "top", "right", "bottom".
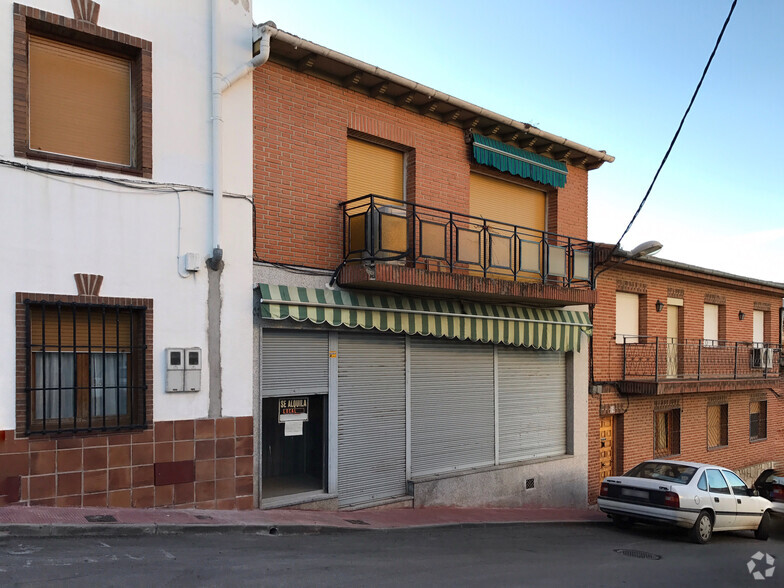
[
  {"left": 472, "top": 133, "right": 568, "bottom": 188},
  {"left": 258, "top": 284, "right": 591, "bottom": 352}
]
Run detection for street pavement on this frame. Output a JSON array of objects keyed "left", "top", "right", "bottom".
[
  {"left": 0, "top": 504, "right": 608, "bottom": 537},
  {"left": 0, "top": 519, "right": 782, "bottom": 587}
]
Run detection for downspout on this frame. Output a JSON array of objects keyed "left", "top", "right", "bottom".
[
  {"left": 208, "top": 11, "right": 275, "bottom": 270},
  {"left": 206, "top": 4, "right": 274, "bottom": 418}
]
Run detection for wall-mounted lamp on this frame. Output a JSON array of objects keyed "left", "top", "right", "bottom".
[
  {"left": 739, "top": 310, "right": 745, "bottom": 321},
  {"left": 655, "top": 300, "right": 664, "bottom": 313}
]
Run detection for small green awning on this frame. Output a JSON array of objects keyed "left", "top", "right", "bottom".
[
  {"left": 472, "top": 133, "right": 568, "bottom": 188},
  {"left": 258, "top": 283, "right": 591, "bottom": 352}
]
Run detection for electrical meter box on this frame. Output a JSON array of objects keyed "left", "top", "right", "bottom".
[
  {"left": 184, "top": 347, "right": 202, "bottom": 391},
  {"left": 166, "top": 348, "right": 185, "bottom": 392}
]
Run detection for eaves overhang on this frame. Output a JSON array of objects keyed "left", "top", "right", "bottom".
[{"left": 254, "top": 24, "right": 614, "bottom": 171}]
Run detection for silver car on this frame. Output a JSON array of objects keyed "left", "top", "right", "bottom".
[{"left": 598, "top": 460, "right": 772, "bottom": 544}]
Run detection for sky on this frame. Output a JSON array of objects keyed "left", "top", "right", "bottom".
[{"left": 251, "top": 0, "right": 784, "bottom": 283}]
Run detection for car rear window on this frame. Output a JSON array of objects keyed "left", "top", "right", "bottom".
[{"left": 623, "top": 462, "right": 697, "bottom": 485}]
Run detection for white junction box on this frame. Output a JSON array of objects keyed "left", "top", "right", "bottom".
[
  {"left": 166, "top": 347, "right": 202, "bottom": 392},
  {"left": 184, "top": 347, "right": 202, "bottom": 391},
  {"left": 166, "top": 348, "right": 185, "bottom": 392}
]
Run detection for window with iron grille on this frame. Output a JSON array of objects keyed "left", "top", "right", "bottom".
[
  {"left": 653, "top": 409, "right": 680, "bottom": 458},
  {"left": 707, "top": 403, "right": 728, "bottom": 448},
  {"left": 24, "top": 300, "right": 147, "bottom": 435},
  {"left": 750, "top": 400, "right": 767, "bottom": 441}
]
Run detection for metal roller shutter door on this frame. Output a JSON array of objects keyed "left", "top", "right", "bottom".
[
  {"left": 410, "top": 338, "right": 495, "bottom": 476},
  {"left": 338, "top": 333, "right": 407, "bottom": 507},
  {"left": 261, "top": 330, "right": 329, "bottom": 397},
  {"left": 498, "top": 346, "right": 566, "bottom": 462}
]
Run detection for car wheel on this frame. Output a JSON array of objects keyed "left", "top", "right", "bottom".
[
  {"left": 755, "top": 511, "right": 770, "bottom": 541},
  {"left": 611, "top": 515, "right": 633, "bottom": 529},
  {"left": 690, "top": 510, "right": 713, "bottom": 544}
]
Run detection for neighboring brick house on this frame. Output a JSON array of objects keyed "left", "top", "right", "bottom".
[
  {"left": 588, "top": 245, "right": 784, "bottom": 503},
  {"left": 253, "top": 26, "right": 613, "bottom": 509},
  {"left": 1, "top": 1, "right": 256, "bottom": 509}
]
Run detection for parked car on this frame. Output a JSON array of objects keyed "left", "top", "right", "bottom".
[
  {"left": 754, "top": 469, "right": 784, "bottom": 515},
  {"left": 598, "top": 460, "right": 772, "bottom": 544}
]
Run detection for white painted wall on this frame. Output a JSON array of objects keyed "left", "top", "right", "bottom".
[{"left": 0, "top": 0, "right": 255, "bottom": 428}]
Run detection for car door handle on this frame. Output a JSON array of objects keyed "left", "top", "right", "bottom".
[
  {"left": 714, "top": 497, "right": 720, "bottom": 503},
  {"left": 737, "top": 499, "right": 742, "bottom": 504}
]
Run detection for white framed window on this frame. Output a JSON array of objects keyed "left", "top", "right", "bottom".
[
  {"left": 753, "top": 310, "right": 765, "bottom": 348},
  {"left": 615, "top": 292, "right": 639, "bottom": 344},
  {"left": 703, "top": 303, "right": 719, "bottom": 347}
]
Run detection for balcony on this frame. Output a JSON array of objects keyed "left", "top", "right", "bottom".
[
  {"left": 616, "top": 336, "right": 781, "bottom": 395},
  {"left": 338, "top": 195, "right": 596, "bottom": 306}
]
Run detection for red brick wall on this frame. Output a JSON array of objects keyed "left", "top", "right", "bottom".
[
  {"left": 588, "top": 389, "right": 783, "bottom": 503},
  {"left": 588, "top": 260, "right": 784, "bottom": 503},
  {"left": 592, "top": 262, "right": 783, "bottom": 383},
  {"left": 0, "top": 417, "right": 253, "bottom": 509},
  {"left": 253, "top": 62, "right": 589, "bottom": 268}
]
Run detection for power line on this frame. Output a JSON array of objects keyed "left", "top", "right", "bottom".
[{"left": 610, "top": 0, "right": 738, "bottom": 257}]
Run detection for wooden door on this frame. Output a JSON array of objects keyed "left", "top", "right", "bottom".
[{"left": 599, "top": 415, "right": 614, "bottom": 481}]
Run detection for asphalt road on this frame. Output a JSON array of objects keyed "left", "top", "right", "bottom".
[{"left": 0, "top": 520, "right": 782, "bottom": 587}]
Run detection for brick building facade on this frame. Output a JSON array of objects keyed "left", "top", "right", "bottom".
[
  {"left": 588, "top": 247, "right": 784, "bottom": 503},
  {"left": 253, "top": 28, "right": 612, "bottom": 509}
]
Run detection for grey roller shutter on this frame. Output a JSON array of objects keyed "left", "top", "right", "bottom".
[
  {"left": 262, "top": 330, "right": 329, "bottom": 397},
  {"left": 410, "top": 337, "right": 495, "bottom": 476},
  {"left": 338, "top": 333, "right": 407, "bottom": 507},
  {"left": 498, "top": 346, "right": 566, "bottom": 462}
]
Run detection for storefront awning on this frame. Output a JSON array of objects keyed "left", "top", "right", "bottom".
[
  {"left": 258, "top": 284, "right": 591, "bottom": 352},
  {"left": 472, "top": 133, "right": 568, "bottom": 188}
]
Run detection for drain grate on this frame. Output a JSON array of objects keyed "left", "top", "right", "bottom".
[
  {"left": 85, "top": 515, "right": 118, "bottom": 523},
  {"left": 614, "top": 549, "right": 661, "bottom": 560},
  {"left": 525, "top": 478, "right": 535, "bottom": 490},
  {"left": 195, "top": 515, "right": 213, "bottom": 520},
  {"left": 344, "top": 519, "right": 370, "bottom": 525}
]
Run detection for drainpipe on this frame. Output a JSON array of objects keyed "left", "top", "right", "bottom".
[
  {"left": 206, "top": 5, "right": 274, "bottom": 418},
  {"left": 207, "top": 11, "right": 275, "bottom": 270}
]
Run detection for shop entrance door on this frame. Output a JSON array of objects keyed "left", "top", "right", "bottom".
[{"left": 261, "top": 395, "right": 326, "bottom": 498}]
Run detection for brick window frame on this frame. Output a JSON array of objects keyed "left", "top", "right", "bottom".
[
  {"left": 15, "top": 292, "right": 153, "bottom": 437},
  {"left": 653, "top": 408, "right": 680, "bottom": 458},
  {"left": 707, "top": 403, "right": 729, "bottom": 449},
  {"left": 12, "top": 3, "right": 152, "bottom": 177},
  {"left": 750, "top": 400, "right": 767, "bottom": 441}
]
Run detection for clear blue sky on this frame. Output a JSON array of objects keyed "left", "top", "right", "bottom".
[{"left": 251, "top": 0, "right": 784, "bottom": 282}]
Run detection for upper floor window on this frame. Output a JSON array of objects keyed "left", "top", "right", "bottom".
[
  {"left": 703, "top": 303, "right": 720, "bottom": 347},
  {"left": 615, "top": 292, "right": 639, "bottom": 344},
  {"left": 13, "top": 4, "right": 152, "bottom": 177},
  {"left": 753, "top": 310, "right": 765, "bottom": 348}
]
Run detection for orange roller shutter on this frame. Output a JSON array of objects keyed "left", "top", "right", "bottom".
[
  {"left": 28, "top": 35, "right": 132, "bottom": 166},
  {"left": 346, "top": 137, "right": 404, "bottom": 203}
]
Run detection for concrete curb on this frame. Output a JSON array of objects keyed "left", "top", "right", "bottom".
[{"left": 0, "top": 518, "right": 609, "bottom": 538}]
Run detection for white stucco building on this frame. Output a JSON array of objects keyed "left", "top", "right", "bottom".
[{"left": 0, "top": 0, "right": 256, "bottom": 508}]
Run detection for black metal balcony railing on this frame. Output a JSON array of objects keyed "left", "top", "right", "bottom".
[
  {"left": 620, "top": 336, "right": 781, "bottom": 382},
  {"left": 340, "top": 194, "right": 594, "bottom": 288}
]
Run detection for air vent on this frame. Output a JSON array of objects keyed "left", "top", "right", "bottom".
[{"left": 525, "top": 478, "right": 535, "bottom": 490}]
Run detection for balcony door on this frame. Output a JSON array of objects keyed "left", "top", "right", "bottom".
[{"left": 666, "top": 304, "right": 679, "bottom": 378}]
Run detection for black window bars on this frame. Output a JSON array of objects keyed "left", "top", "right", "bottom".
[{"left": 24, "top": 300, "right": 147, "bottom": 435}]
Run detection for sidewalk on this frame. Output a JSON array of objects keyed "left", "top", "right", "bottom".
[{"left": 0, "top": 504, "right": 608, "bottom": 537}]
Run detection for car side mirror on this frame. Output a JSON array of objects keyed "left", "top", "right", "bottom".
[{"left": 749, "top": 488, "right": 759, "bottom": 497}]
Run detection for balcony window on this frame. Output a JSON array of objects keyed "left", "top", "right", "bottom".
[{"left": 615, "top": 292, "right": 639, "bottom": 344}]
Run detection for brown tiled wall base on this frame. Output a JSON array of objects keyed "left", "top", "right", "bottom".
[{"left": 0, "top": 417, "right": 254, "bottom": 510}]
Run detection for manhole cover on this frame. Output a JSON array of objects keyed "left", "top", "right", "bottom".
[
  {"left": 85, "top": 515, "right": 118, "bottom": 523},
  {"left": 614, "top": 549, "right": 661, "bottom": 560},
  {"left": 344, "top": 519, "right": 370, "bottom": 525}
]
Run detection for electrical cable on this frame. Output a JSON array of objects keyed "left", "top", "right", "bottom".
[{"left": 609, "top": 0, "right": 738, "bottom": 257}]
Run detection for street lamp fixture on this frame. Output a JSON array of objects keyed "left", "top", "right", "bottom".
[{"left": 593, "top": 240, "right": 663, "bottom": 283}]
